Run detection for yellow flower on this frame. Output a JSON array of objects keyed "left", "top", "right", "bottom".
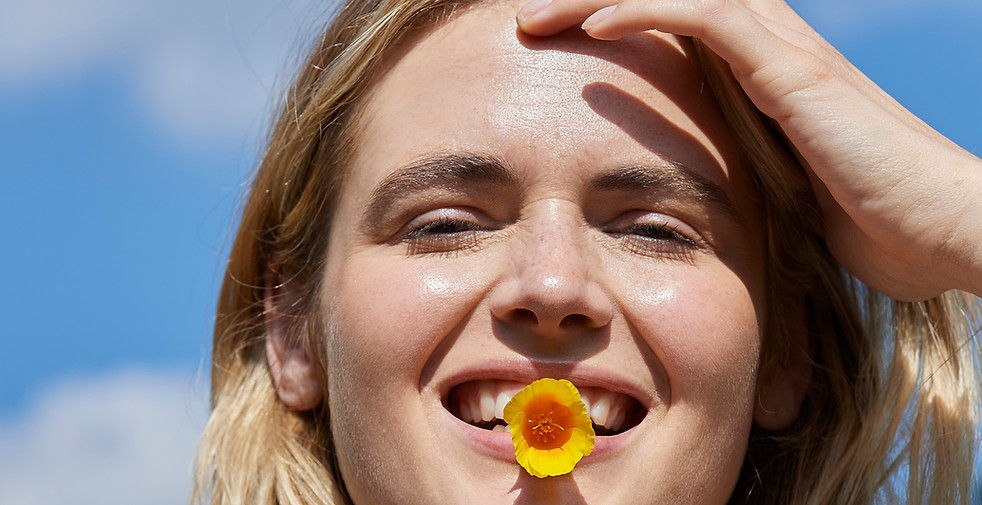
[{"left": 502, "top": 378, "right": 595, "bottom": 478}]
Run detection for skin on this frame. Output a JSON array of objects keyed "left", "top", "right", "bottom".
[{"left": 298, "top": 3, "right": 800, "bottom": 504}]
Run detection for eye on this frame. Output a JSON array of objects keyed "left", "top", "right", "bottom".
[
  {"left": 404, "top": 217, "right": 481, "bottom": 240},
  {"left": 399, "top": 208, "right": 491, "bottom": 254},
  {"left": 604, "top": 212, "right": 703, "bottom": 258},
  {"left": 622, "top": 223, "right": 698, "bottom": 248}
]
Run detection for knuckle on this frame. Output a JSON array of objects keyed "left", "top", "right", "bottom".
[
  {"left": 694, "top": 0, "right": 731, "bottom": 20},
  {"left": 780, "top": 51, "right": 829, "bottom": 81},
  {"left": 792, "top": 51, "right": 839, "bottom": 88}
]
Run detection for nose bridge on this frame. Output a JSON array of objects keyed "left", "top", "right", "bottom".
[
  {"left": 491, "top": 198, "right": 611, "bottom": 334},
  {"left": 521, "top": 199, "right": 587, "bottom": 291}
]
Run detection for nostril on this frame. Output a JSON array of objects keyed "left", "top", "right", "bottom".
[
  {"left": 560, "top": 314, "right": 589, "bottom": 327},
  {"left": 512, "top": 308, "right": 538, "bottom": 325}
]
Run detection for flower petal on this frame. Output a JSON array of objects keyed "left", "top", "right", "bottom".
[{"left": 503, "top": 378, "right": 596, "bottom": 478}]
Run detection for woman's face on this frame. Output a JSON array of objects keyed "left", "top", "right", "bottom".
[{"left": 320, "top": 3, "right": 767, "bottom": 504}]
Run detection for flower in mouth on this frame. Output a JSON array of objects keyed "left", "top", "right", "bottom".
[{"left": 502, "top": 378, "right": 595, "bottom": 478}]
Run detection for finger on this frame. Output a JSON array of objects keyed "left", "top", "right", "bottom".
[
  {"left": 518, "top": 0, "right": 819, "bottom": 78},
  {"left": 519, "top": 0, "right": 840, "bottom": 92},
  {"left": 520, "top": 0, "right": 790, "bottom": 76},
  {"left": 733, "top": 0, "right": 819, "bottom": 39},
  {"left": 517, "top": 0, "right": 618, "bottom": 36},
  {"left": 516, "top": 0, "right": 808, "bottom": 38},
  {"left": 581, "top": 1, "right": 836, "bottom": 108}
]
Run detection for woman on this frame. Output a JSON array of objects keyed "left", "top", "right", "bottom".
[{"left": 192, "top": 0, "right": 982, "bottom": 503}]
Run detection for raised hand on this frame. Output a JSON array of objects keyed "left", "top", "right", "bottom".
[{"left": 517, "top": 0, "right": 982, "bottom": 300}]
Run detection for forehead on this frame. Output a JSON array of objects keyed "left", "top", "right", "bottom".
[{"left": 349, "top": 3, "right": 743, "bottom": 192}]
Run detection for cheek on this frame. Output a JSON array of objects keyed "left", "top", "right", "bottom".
[
  {"left": 321, "top": 256, "right": 490, "bottom": 500},
  {"left": 663, "top": 280, "right": 759, "bottom": 386},
  {"left": 324, "top": 257, "right": 488, "bottom": 380},
  {"left": 625, "top": 262, "right": 763, "bottom": 423},
  {"left": 619, "top": 263, "right": 763, "bottom": 499}
]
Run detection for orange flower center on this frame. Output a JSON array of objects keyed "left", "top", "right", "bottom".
[{"left": 522, "top": 397, "right": 574, "bottom": 450}]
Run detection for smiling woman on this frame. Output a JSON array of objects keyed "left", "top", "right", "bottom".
[{"left": 191, "top": 0, "right": 982, "bottom": 504}]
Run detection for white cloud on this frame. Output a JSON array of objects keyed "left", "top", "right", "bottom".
[
  {"left": 0, "top": 0, "right": 335, "bottom": 146},
  {"left": 0, "top": 368, "right": 210, "bottom": 505}
]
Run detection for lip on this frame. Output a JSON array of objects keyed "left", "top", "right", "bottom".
[{"left": 434, "top": 359, "right": 651, "bottom": 462}]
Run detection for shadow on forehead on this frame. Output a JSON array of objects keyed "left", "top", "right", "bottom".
[
  {"left": 583, "top": 82, "right": 724, "bottom": 185},
  {"left": 517, "top": 28, "right": 699, "bottom": 101},
  {"left": 514, "top": 27, "right": 722, "bottom": 149}
]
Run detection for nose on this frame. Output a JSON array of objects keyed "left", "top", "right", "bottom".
[{"left": 489, "top": 200, "right": 613, "bottom": 339}]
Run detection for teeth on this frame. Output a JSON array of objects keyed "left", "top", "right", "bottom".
[
  {"left": 606, "top": 403, "right": 625, "bottom": 430},
  {"left": 460, "top": 401, "right": 481, "bottom": 422},
  {"left": 479, "top": 389, "right": 496, "bottom": 422},
  {"left": 452, "top": 381, "right": 639, "bottom": 435},
  {"left": 582, "top": 390, "right": 635, "bottom": 431},
  {"left": 495, "top": 391, "right": 510, "bottom": 420},
  {"left": 590, "top": 395, "right": 610, "bottom": 427}
]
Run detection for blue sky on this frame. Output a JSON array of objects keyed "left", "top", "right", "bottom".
[{"left": 0, "top": 0, "right": 979, "bottom": 503}]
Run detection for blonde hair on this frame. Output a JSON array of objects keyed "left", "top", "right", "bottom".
[{"left": 192, "top": 1, "right": 981, "bottom": 504}]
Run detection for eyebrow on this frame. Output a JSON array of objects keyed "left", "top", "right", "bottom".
[
  {"left": 363, "top": 153, "right": 518, "bottom": 226},
  {"left": 589, "top": 163, "right": 743, "bottom": 223},
  {"left": 363, "top": 152, "right": 744, "bottom": 229}
]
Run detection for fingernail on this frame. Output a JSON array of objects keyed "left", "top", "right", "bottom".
[
  {"left": 517, "top": 0, "right": 552, "bottom": 23},
  {"left": 581, "top": 5, "right": 616, "bottom": 31}
]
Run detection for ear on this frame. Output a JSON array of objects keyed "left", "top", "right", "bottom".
[
  {"left": 754, "top": 309, "right": 812, "bottom": 431},
  {"left": 264, "top": 268, "right": 323, "bottom": 411}
]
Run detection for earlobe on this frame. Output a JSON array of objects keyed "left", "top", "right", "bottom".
[
  {"left": 753, "top": 315, "right": 812, "bottom": 431},
  {"left": 264, "top": 269, "right": 323, "bottom": 411}
]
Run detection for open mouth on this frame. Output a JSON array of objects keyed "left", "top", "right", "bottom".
[{"left": 446, "top": 380, "right": 645, "bottom": 436}]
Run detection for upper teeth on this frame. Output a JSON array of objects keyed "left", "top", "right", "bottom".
[
  {"left": 452, "top": 380, "right": 633, "bottom": 433},
  {"left": 590, "top": 394, "right": 609, "bottom": 426},
  {"left": 480, "top": 389, "right": 496, "bottom": 422}
]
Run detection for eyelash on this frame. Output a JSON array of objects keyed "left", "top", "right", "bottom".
[
  {"left": 402, "top": 217, "right": 484, "bottom": 253},
  {"left": 399, "top": 213, "right": 701, "bottom": 258},
  {"left": 622, "top": 223, "right": 697, "bottom": 246},
  {"left": 611, "top": 221, "right": 701, "bottom": 259}
]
